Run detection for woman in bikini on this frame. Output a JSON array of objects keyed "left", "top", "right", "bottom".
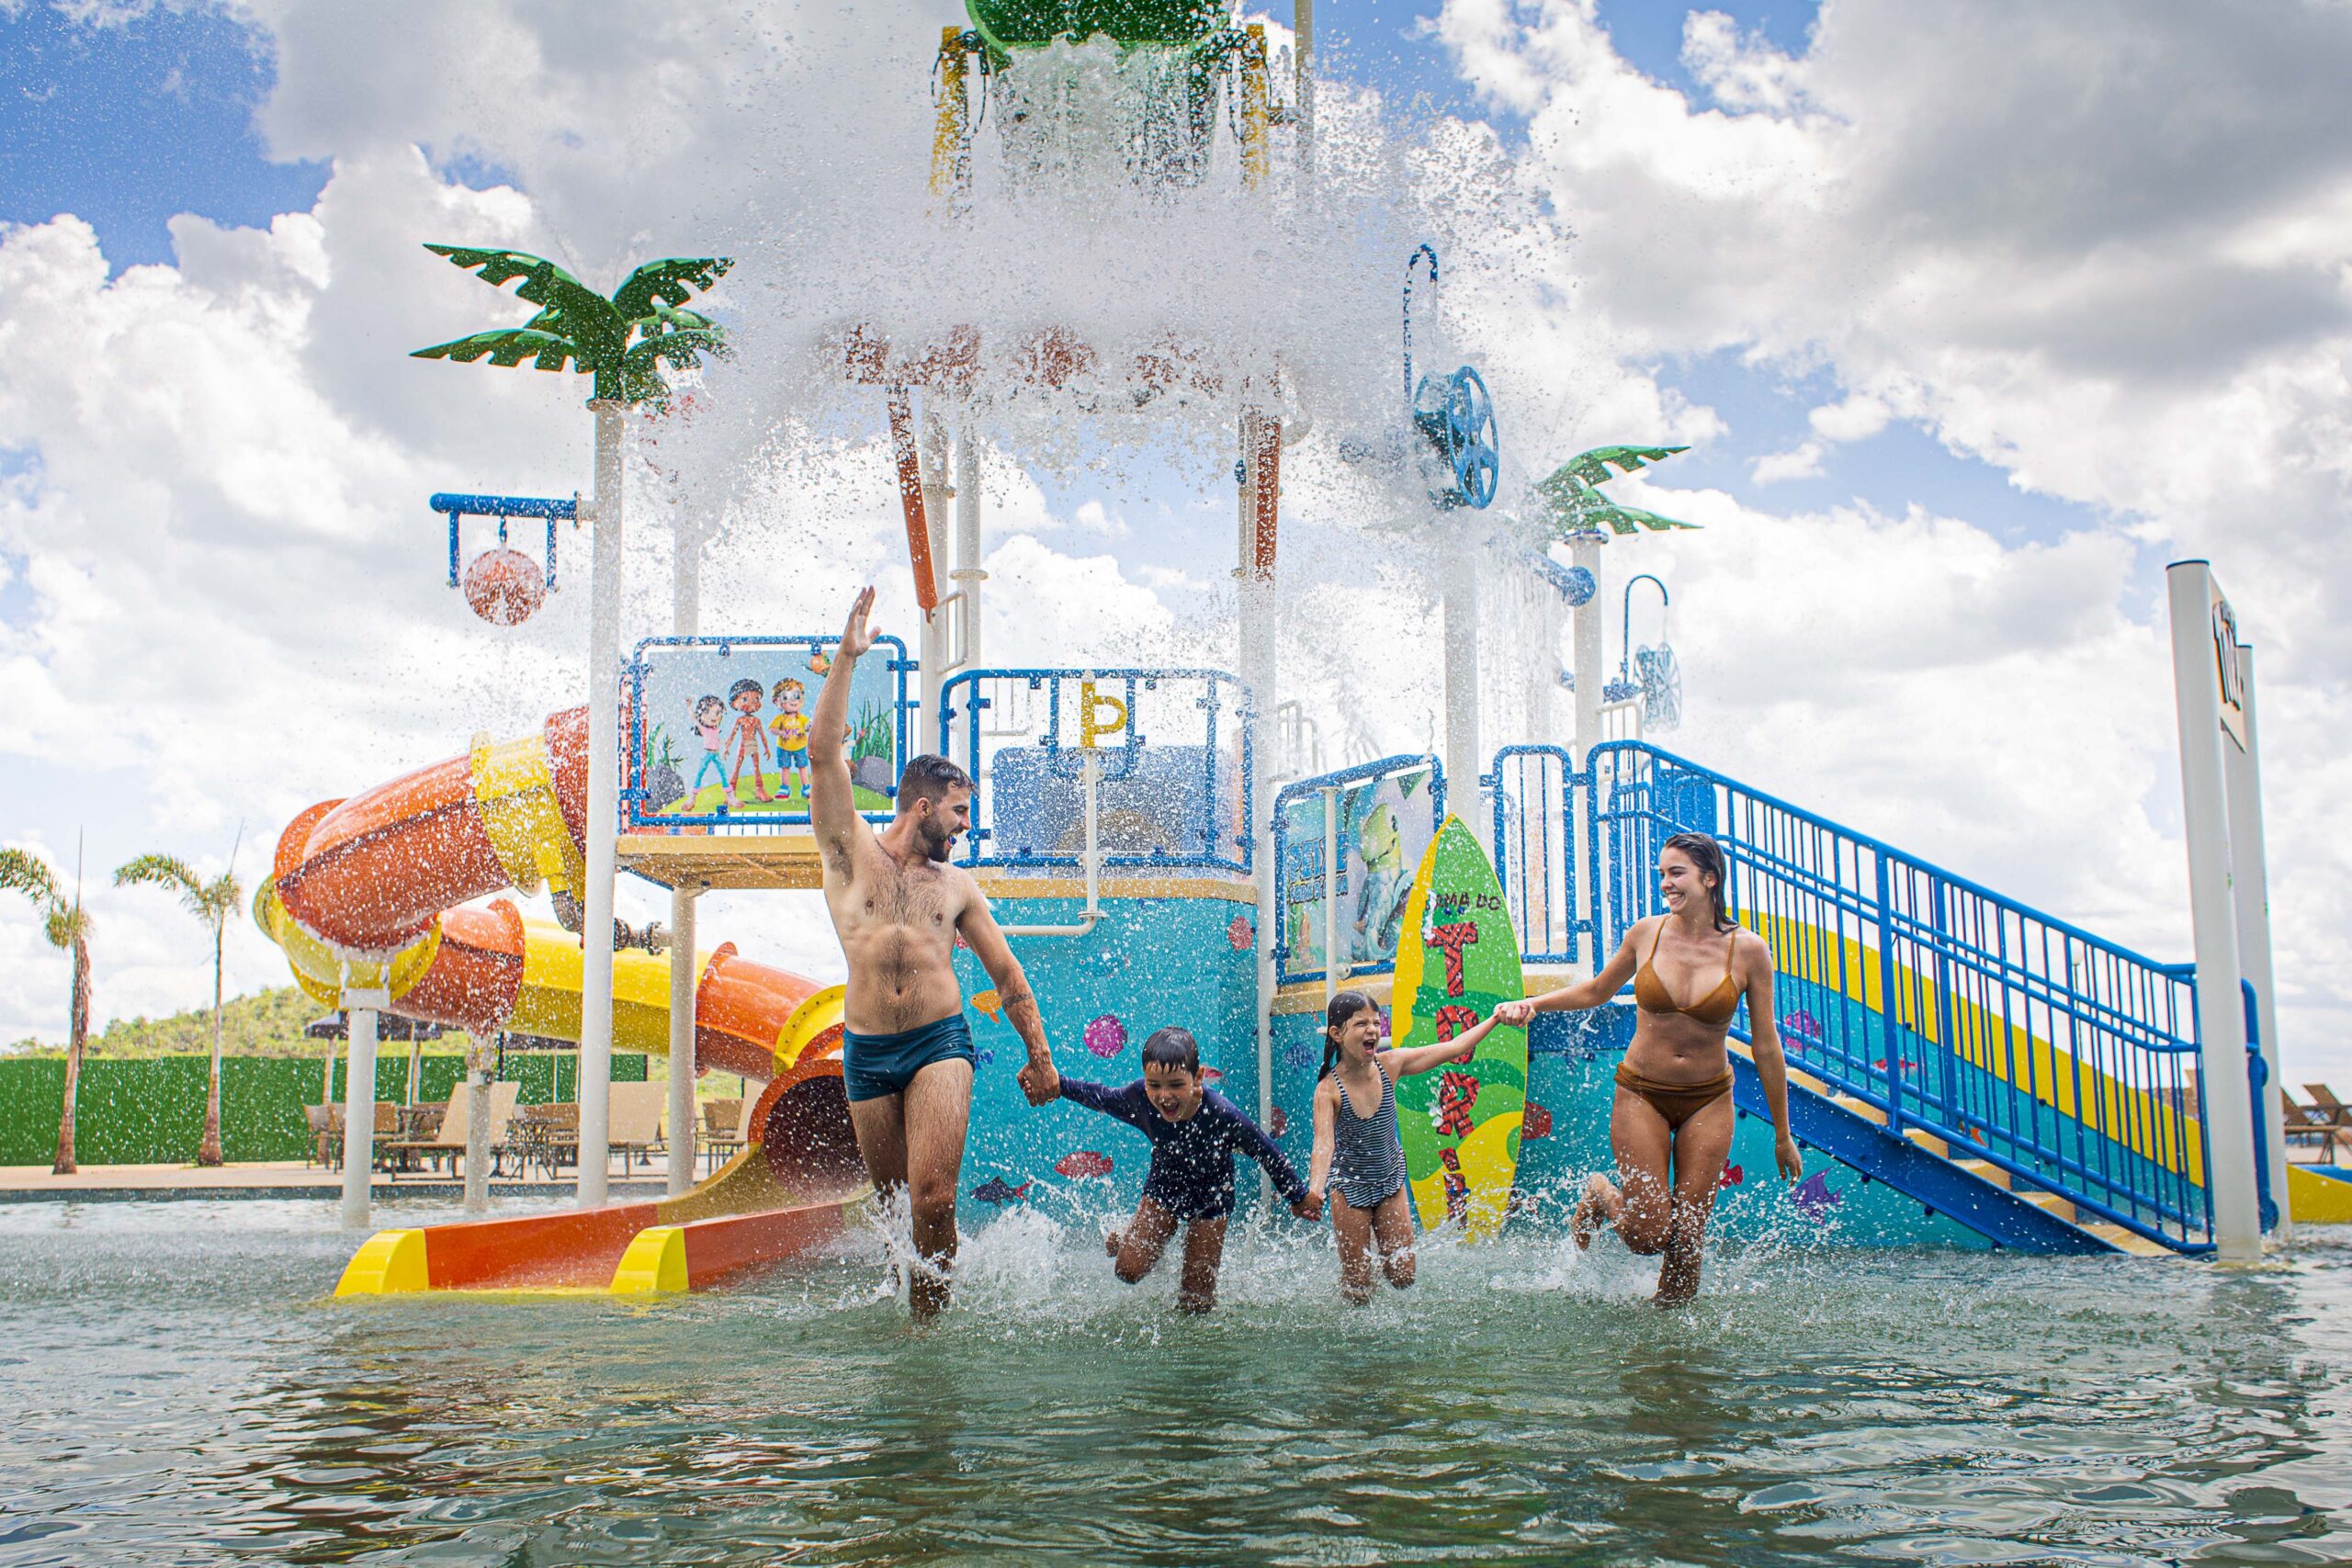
[{"left": 1496, "top": 831, "right": 1801, "bottom": 1303}]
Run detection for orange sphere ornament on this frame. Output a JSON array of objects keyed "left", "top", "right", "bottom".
[{"left": 461, "top": 547, "right": 546, "bottom": 626}]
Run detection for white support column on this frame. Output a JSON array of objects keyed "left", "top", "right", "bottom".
[
  {"left": 339, "top": 987, "right": 388, "bottom": 1230},
  {"left": 919, "top": 405, "right": 951, "bottom": 752},
  {"left": 666, "top": 519, "right": 702, "bottom": 1200},
  {"left": 2224, "top": 642, "right": 2290, "bottom": 1241},
  {"left": 1237, "top": 411, "right": 1281, "bottom": 1154},
  {"left": 1294, "top": 0, "right": 1316, "bottom": 185},
  {"left": 577, "top": 398, "right": 627, "bottom": 1207},
  {"left": 462, "top": 1036, "right": 491, "bottom": 1214},
  {"left": 953, "top": 410, "right": 985, "bottom": 671},
  {"left": 1568, "top": 535, "right": 1603, "bottom": 763},
  {"left": 2165, "top": 559, "right": 2261, "bottom": 1260},
  {"left": 1441, "top": 538, "right": 1482, "bottom": 844}
]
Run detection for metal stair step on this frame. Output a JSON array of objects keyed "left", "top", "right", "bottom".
[
  {"left": 1953, "top": 1157, "right": 2011, "bottom": 1190},
  {"left": 1905, "top": 1127, "right": 1950, "bottom": 1157},
  {"left": 2017, "top": 1190, "right": 2077, "bottom": 1222},
  {"left": 2076, "top": 1221, "right": 2176, "bottom": 1258},
  {"left": 1831, "top": 1095, "right": 1889, "bottom": 1126}
]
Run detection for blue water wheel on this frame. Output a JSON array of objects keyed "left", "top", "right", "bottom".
[{"left": 1412, "top": 365, "right": 1499, "bottom": 510}]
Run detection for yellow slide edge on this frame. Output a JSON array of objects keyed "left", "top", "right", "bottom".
[
  {"left": 611, "top": 1225, "right": 690, "bottom": 1296},
  {"left": 335, "top": 1228, "right": 429, "bottom": 1296},
  {"left": 2289, "top": 1165, "right": 2352, "bottom": 1225}
]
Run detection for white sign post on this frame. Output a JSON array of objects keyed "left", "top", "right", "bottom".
[{"left": 2164, "top": 559, "right": 2275, "bottom": 1258}]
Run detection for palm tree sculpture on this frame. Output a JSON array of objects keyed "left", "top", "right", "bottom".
[
  {"left": 1, "top": 849, "right": 93, "bottom": 1176},
  {"left": 409, "top": 246, "right": 730, "bottom": 406},
  {"left": 116, "top": 845, "right": 244, "bottom": 1168},
  {"left": 1534, "top": 445, "right": 1699, "bottom": 539}
]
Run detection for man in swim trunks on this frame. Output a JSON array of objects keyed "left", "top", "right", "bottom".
[{"left": 811, "top": 585, "right": 1059, "bottom": 1319}]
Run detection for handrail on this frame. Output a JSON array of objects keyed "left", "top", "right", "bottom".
[
  {"left": 1488, "top": 743, "right": 1584, "bottom": 966},
  {"left": 1270, "top": 753, "right": 1444, "bottom": 987},
  {"left": 937, "top": 666, "right": 1253, "bottom": 875}
]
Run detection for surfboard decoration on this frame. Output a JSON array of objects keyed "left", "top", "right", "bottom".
[{"left": 1391, "top": 813, "right": 1529, "bottom": 1241}]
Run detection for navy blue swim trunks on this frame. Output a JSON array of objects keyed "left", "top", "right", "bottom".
[{"left": 841, "top": 1014, "right": 976, "bottom": 1103}]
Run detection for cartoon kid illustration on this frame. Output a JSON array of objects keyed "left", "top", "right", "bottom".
[
  {"left": 690, "top": 694, "right": 728, "bottom": 807},
  {"left": 725, "top": 677, "right": 775, "bottom": 804},
  {"left": 1351, "top": 801, "right": 1412, "bottom": 964},
  {"left": 769, "top": 677, "right": 811, "bottom": 804}
]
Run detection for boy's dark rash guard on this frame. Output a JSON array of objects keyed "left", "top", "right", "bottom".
[{"left": 1058, "top": 1077, "right": 1308, "bottom": 1219}]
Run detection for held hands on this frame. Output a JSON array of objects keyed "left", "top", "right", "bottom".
[
  {"left": 1017, "top": 1049, "right": 1061, "bottom": 1108},
  {"left": 1776, "top": 1132, "right": 1804, "bottom": 1182},
  {"left": 1493, "top": 998, "right": 1537, "bottom": 1028},
  {"left": 839, "top": 585, "right": 878, "bottom": 660},
  {"left": 1294, "top": 1189, "right": 1327, "bottom": 1221}
]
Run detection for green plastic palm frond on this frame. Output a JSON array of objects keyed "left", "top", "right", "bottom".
[
  {"left": 423, "top": 244, "right": 607, "bottom": 320},
  {"left": 1554, "top": 445, "right": 1687, "bottom": 487},
  {"left": 611, "top": 256, "right": 732, "bottom": 320},
  {"left": 1534, "top": 445, "right": 1700, "bottom": 538},
  {"left": 412, "top": 328, "right": 584, "bottom": 373}
]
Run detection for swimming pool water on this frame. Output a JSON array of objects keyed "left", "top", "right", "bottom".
[{"left": 2, "top": 1199, "right": 2347, "bottom": 1565}]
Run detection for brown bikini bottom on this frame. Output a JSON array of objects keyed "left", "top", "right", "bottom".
[{"left": 1614, "top": 1063, "right": 1736, "bottom": 1131}]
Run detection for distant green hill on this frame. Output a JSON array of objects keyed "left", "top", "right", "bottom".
[{"left": 7, "top": 986, "right": 475, "bottom": 1060}]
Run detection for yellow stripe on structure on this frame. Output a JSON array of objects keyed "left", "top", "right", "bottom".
[
  {"left": 775, "top": 985, "right": 847, "bottom": 1075},
  {"left": 2289, "top": 1166, "right": 2352, "bottom": 1225},
  {"left": 610, "top": 1226, "right": 690, "bottom": 1296},
  {"left": 469, "top": 729, "right": 584, "bottom": 899},
  {"left": 254, "top": 880, "right": 443, "bottom": 1009},
  {"left": 335, "top": 1229, "right": 428, "bottom": 1295},
  {"left": 507, "top": 920, "right": 689, "bottom": 1057},
  {"left": 1752, "top": 911, "right": 2205, "bottom": 1186}
]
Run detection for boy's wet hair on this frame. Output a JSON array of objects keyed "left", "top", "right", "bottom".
[
  {"left": 896, "top": 753, "right": 973, "bottom": 813},
  {"left": 695, "top": 694, "right": 723, "bottom": 716},
  {"left": 729, "top": 678, "right": 763, "bottom": 703},
  {"left": 1318, "top": 988, "right": 1381, "bottom": 1079},
  {"left": 772, "top": 676, "right": 806, "bottom": 702},
  {"left": 1140, "top": 1026, "right": 1200, "bottom": 1076}
]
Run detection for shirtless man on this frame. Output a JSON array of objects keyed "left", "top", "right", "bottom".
[{"left": 810, "top": 586, "right": 1059, "bottom": 1318}]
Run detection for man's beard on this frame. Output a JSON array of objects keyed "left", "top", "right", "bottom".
[{"left": 922, "top": 822, "right": 954, "bottom": 862}]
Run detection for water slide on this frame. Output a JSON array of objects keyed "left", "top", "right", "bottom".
[{"left": 255, "top": 706, "right": 871, "bottom": 1295}]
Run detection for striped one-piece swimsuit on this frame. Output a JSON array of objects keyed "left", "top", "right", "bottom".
[{"left": 1330, "top": 1065, "right": 1409, "bottom": 1211}]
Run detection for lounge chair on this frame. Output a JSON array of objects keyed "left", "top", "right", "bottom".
[
  {"left": 607, "top": 1081, "right": 667, "bottom": 1173},
  {"left": 386, "top": 1080, "right": 522, "bottom": 1179},
  {"left": 704, "top": 1098, "right": 745, "bottom": 1175},
  {"left": 2302, "top": 1084, "right": 2352, "bottom": 1159}
]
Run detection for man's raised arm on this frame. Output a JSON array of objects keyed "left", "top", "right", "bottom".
[{"left": 810, "top": 586, "right": 875, "bottom": 870}]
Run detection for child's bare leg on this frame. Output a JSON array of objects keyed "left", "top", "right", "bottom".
[
  {"left": 1331, "top": 1193, "right": 1377, "bottom": 1305},
  {"left": 1176, "top": 1216, "right": 1227, "bottom": 1314},
  {"left": 1370, "top": 1190, "right": 1417, "bottom": 1290},
  {"left": 1110, "top": 1197, "right": 1177, "bottom": 1284}
]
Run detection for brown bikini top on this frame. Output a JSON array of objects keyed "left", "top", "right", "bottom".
[{"left": 1632, "top": 920, "right": 1741, "bottom": 1027}]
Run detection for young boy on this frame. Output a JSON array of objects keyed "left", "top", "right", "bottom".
[
  {"left": 769, "top": 676, "right": 811, "bottom": 805},
  {"left": 1057, "top": 1026, "right": 1318, "bottom": 1313},
  {"left": 724, "top": 677, "right": 774, "bottom": 804}
]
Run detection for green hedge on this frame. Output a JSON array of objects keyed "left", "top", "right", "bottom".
[{"left": 0, "top": 1052, "right": 649, "bottom": 1166}]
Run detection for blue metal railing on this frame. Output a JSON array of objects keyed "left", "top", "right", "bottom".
[
  {"left": 1569, "top": 741, "right": 2223, "bottom": 1252},
  {"left": 1271, "top": 754, "right": 1444, "bottom": 986},
  {"left": 938, "top": 668, "right": 1253, "bottom": 874},
  {"left": 1488, "top": 744, "right": 1585, "bottom": 966},
  {"left": 622, "top": 634, "right": 915, "bottom": 830}
]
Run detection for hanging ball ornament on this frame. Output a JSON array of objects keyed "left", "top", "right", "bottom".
[{"left": 462, "top": 547, "right": 547, "bottom": 626}]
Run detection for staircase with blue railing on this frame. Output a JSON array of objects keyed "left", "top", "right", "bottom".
[{"left": 1491, "top": 741, "right": 2266, "bottom": 1257}]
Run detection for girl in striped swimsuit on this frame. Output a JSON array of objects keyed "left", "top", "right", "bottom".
[{"left": 1306, "top": 989, "right": 1509, "bottom": 1304}]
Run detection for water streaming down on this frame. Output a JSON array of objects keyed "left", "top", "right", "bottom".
[{"left": 3, "top": 1199, "right": 2350, "bottom": 1564}]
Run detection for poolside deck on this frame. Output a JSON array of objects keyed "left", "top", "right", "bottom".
[{"left": 0, "top": 1161, "right": 669, "bottom": 1203}]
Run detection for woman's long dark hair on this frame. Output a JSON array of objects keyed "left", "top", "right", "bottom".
[
  {"left": 1317, "top": 988, "right": 1381, "bottom": 1080},
  {"left": 1661, "top": 831, "right": 1737, "bottom": 932}
]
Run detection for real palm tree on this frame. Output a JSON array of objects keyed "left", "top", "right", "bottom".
[
  {"left": 409, "top": 246, "right": 730, "bottom": 406},
  {"left": 115, "top": 842, "right": 244, "bottom": 1168},
  {"left": 0, "top": 848, "right": 93, "bottom": 1176}
]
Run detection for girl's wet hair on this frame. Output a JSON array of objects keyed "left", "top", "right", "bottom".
[
  {"left": 1318, "top": 988, "right": 1380, "bottom": 1079},
  {"left": 1140, "top": 1026, "right": 1200, "bottom": 1076},
  {"left": 1661, "top": 830, "right": 1737, "bottom": 932}
]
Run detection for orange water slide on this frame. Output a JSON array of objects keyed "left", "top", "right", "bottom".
[{"left": 256, "top": 706, "right": 838, "bottom": 1082}]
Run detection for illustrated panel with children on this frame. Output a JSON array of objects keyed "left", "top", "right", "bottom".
[{"left": 632, "top": 637, "right": 905, "bottom": 822}]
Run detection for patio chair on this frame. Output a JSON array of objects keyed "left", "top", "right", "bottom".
[
  {"left": 607, "top": 1081, "right": 667, "bottom": 1173},
  {"left": 396, "top": 1080, "right": 523, "bottom": 1178},
  {"left": 704, "top": 1098, "right": 745, "bottom": 1176},
  {"left": 515, "top": 1102, "right": 581, "bottom": 1182},
  {"left": 306, "top": 1104, "right": 337, "bottom": 1168},
  {"left": 2281, "top": 1089, "right": 2337, "bottom": 1164},
  {"left": 2302, "top": 1084, "right": 2352, "bottom": 1157}
]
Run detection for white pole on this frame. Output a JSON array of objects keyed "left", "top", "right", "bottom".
[
  {"left": 1441, "top": 538, "right": 1482, "bottom": 844},
  {"left": 1322, "top": 784, "right": 1340, "bottom": 1008},
  {"left": 666, "top": 517, "right": 702, "bottom": 1201},
  {"left": 2224, "top": 641, "right": 2290, "bottom": 1240},
  {"left": 953, "top": 410, "right": 985, "bottom": 670},
  {"left": 1569, "top": 535, "right": 1603, "bottom": 762},
  {"left": 2165, "top": 559, "right": 2261, "bottom": 1260},
  {"left": 1294, "top": 0, "right": 1315, "bottom": 185},
  {"left": 462, "top": 1036, "right": 491, "bottom": 1214},
  {"left": 578, "top": 399, "right": 626, "bottom": 1207},
  {"left": 1237, "top": 418, "right": 1280, "bottom": 1149},
  {"left": 920, "top": 404, "right": 951, "bottom": 750},
  {"left": 339, "top": 987, "right": 387, "bottom": 1230}
]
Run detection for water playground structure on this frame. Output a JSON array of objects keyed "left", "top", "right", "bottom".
[{"left": 255, "top": 1, "right": 2341, "bottom": 1300}]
